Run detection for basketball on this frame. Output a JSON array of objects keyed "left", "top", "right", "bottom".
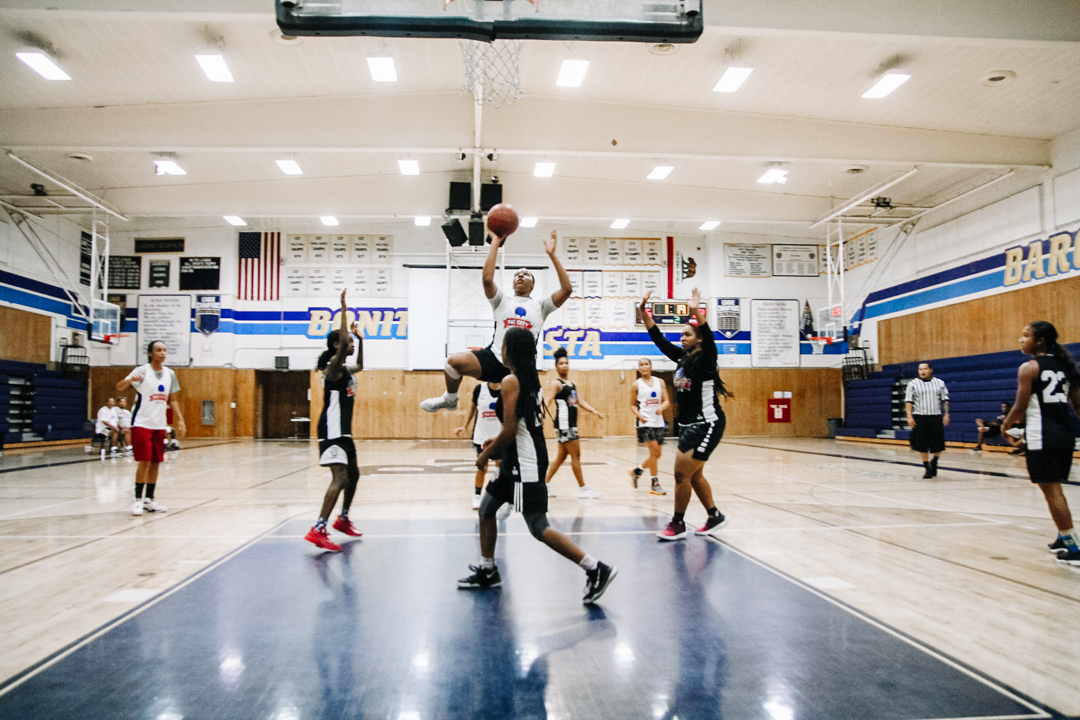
[{"left": 486, "top": 204, "right": 519, "bottom": 240}]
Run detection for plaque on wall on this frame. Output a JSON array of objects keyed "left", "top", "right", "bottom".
[
  {"left": 107, "top": 255, "right": 142, "bottom": 290},
  {"left": 135, "top": 238, "right": 185, "bottom": 254},
  {"left": 179, "top": 256, "right": 221, "bottom": 291},
  {"left": 773, "top": 244, "right": 819, "bottom": 277},
  {"left": 309, "top": 236, "right": 329, "bottom": 263},
  {"left": 149, "top": 260, "right": 171, "bottom": 288},
  {"left": 331, "top": 236, "right": 350, "bottom": 263},
  {"left": 287, "top": 235, "right": 307, "bottom": 263}
]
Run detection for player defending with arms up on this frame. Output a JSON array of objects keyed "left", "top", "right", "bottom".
[
  {"left": 421, "top": 229, "right": 572, "bottom": 412},
  {"left": 1001, "top": 321, "right": 1080, "bottom": 566},
  {"left": 641, "top": 289, "right": 732, "bottom": 540},
  {"left": 304, "top": 289, "right": 365, "bottom": 552}
]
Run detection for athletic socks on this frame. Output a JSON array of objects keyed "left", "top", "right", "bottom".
[
  {"left": 315, "top": 518, "right": 328, "bottom": 531},
  {"left": 474, "top": 486, "right": 483, "bottom": 496},
  {"left": 672, "top": 511, "right": 685, "bottom": 524},
  {"left": 579, "top": 554, "right": 599, "bottom": 572},
  {"left": 134, "top": 483, "right": 145, "bottom": 499},
  {"left": 339, "top": 508, "right": 348, "bottom": 519},
  {"left": 706, "top": 507, "right": 720, "bottom": 518},
  {"left": 481, "top": 557, "right": 496, "bottom": 570},
  {"left": 445, "top": 391, "right": 459, "bottom": 403},
  {"left": 930, "top": 456, "right": 939, "bottom": 474},
  {"left": 1061, "top": 529, "right": 1080, "bottom": 553},
  {"left": 145, "top": 484, "right": 155, "bottom": 499}
]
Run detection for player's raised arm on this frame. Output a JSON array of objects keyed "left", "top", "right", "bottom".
[
  {"left": 545, "top": 230, "right": 572, "bottom": 308},
  {"left": 481, "top": 233, "right": 503, "bottom": 300},
  {"left": 326, "top": 290, "right": 352, "bottom": 382}
]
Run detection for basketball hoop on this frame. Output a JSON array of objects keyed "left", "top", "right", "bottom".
[
  {"left": 103, "top": 333, "right": 129, "bottom": 347},
  {"left": 808, "top": 336, "right": 833, "bottom": 355},
  {"left": 459, "top": 38, "right": 525, "bottom": 108}
]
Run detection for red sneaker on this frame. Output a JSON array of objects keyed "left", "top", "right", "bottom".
[
  {"left": 656, "top": 521, "right": 687, "bottom": 541},
  {"left": 304, "top": 526, "right": 342, "bottom": 551},
  {"left": 332, "top": 516, "right": 362, "bottom": 537},
  {"left": 695, "top": 513, "right": 729, "bottom": 536}
]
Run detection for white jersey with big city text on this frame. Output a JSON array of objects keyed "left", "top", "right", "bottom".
[
  {"left": 127, "top": 363, "right": 180, "bottom": 430},
  {"left": 488, "top": 289, "right": 556, "bottom": 359},
  {"left": 635, "top": 376, "right": 665, "bottom": 428}
]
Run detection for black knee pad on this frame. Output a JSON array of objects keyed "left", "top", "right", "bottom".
[
  {"left": 478, "top": 492, "right": 503, "bottom": 520},
  {"left": 523, "top": 511, "right": 549, "bottom": 540}
]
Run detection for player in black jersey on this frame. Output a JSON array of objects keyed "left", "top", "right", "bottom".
[
  {"left": 641, "top": 289, "right": 733, "bottom": 541},
  {"left": 1001, "top": 321, "right": 1080, "bottom": 565},
  {"left": 543, "top": 346, "right": 604, "bottom": 499},
  {"left": 459, "top": 327, "right": 617, "bottom": 604},
  {"left": 304, "top": 289, "right": 365, "bottom": 552}
]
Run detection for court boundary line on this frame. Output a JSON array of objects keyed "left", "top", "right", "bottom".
[
  {"left": 709, "top": 536, "right": 1063, "bottom": 720},
  {"left": 723, "top": 440, "right": 1079, "bottom": 486},
  {"left": 0, "top": 513, "right": 303, "bottom": 698},
  {"left": 0, "top": 439, "right": 242, "bottom": 477}
]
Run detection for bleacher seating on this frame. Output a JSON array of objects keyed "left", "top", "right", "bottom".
[
  {"left": 837, "top": 343, "right": 1080, "bottom": 445},
  {"left": 0, "top": 359, "right": 92, "bottom": 445}
]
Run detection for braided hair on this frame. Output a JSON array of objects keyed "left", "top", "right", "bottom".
[
  {"left": 502, "top": 327, "right": 544, "bottom": 430},
  {"left": 316, "top": 329, "right": 342, "bottom": 371},
  {"left": 1029, "top": 321, "right": 1080, "bottom": 389}
]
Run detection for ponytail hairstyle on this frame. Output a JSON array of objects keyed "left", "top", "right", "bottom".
[
  {"left": 1029, "top": 320, "right": 1080, "bottom": 389},
  {"left": 146, "top": 340, "right": 165, "bottom": 361},
  {"left": 553, "top": 346, "right": 568, "bottom": 363},
  {"left": 503, "top": 327, "right": 544, "bottom": 430},
  {"left": 317, "top": 329, "right": 342, "bottom": 371},
  {"left": 715, "top": 370, "right": 734, "bottom": 399}
]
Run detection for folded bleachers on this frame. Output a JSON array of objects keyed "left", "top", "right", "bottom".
[
  {"left": 0, "top": 359, "right": 91, "bottom": 445},
  {"left": 836, "top": 342, "right": 1080, "bottom": 445}
]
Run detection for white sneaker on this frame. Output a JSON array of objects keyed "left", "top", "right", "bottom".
[
  {"left": 471, "top": 494, "right": 482, "bottom": 510},
  {"left": 547, "top": 484, "right": 556, "bottom": 497},
  {"left": 131, "top": 499, "right": 144, "bottom": 516},
  {"left": 420, "top": 394, "right": 458, "bottom": 412},
  {"left": 577, "top": 487, "right": 601, "bottom": 499},
  {"left": 495, "top": 502, "right": 513, "bottom": 521},
  {"left": 84, "top": 445, "right": 93, "bottom": 453},
  {"left": 143, "top": 498, "right": 168, "bottom": 513}
]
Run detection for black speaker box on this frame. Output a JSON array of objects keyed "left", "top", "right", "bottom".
[
  {"left": 468, "top": 218, "right": 485, "bottom": 246},
  {"left": 448, "top": 182, "right": 471, "bottom": 211},
  {"left": 442, "top": 219, "right": 468, "bottom": 247},
  {"left": 480, "top": 183, "right": 502, "bottom": 211}
]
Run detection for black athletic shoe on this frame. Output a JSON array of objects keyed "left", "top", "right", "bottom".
[
  {"left": 630, "top": 467, "right": 642, "bottom": 489},
  {"left": 1048, "top": 537, "right": 1069, "bottom": 555},
  {"left": 929, "top": 457, "right": 939, "bottom": 478},
  {"left": 1056, "top": 550, "right": 1080, "bottom": 567},
  {"left": 583, "top": 562, "right": 618, "bottom": 604},
  {"left": 458, "top": 565, "right": 502, "bottom": 589},
  {"left": 922, "top": 463, "right": 933, "bottom": 479}
]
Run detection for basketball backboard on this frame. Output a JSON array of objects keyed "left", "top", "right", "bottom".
[
  {"left": 276, "top": 0, "right": 704, "bottom": 43},
  {"left": 90, "top": 299, "right": 121, "bottom": 344}
]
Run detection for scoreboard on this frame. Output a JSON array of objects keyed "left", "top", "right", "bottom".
[{"left": 636, "top": 300, "right": 708, "bottom": 325}]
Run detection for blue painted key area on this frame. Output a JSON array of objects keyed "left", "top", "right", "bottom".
[{"left": 0, "top": 518, "right": 1052, "bottom": 719}]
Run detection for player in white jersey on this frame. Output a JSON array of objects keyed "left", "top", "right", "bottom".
[
  {"left": 456, "top": 381, "right": 503, "bottom": 509},
  {"left": 421, "top": 228, "right": 572, "bottom": 413},
  {"left": 90, "top": 397, "right": 119, "bottom": 459},
  {"left": 115, "top": 396, "right": 133, "bottom": 455},
  {"left": 117, "top": 340, "right": 186, "bottom": 516},
  {"left": 629, "top": 357, "right": 670, "bottom": 495}
]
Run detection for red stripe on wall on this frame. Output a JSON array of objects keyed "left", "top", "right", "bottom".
[{"left": 666, "top": 236, "right": 674, "bottom": 298}]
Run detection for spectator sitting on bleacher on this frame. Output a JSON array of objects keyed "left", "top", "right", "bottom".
[
  {"left": 116, "top": 397, "right": 133, "bottom": 455},
  {"left": 88, "top": 398, "right": 119, "bottom": 459},
  {"left": 971, "top": 402, "right": 1011, "bottom": 452}
]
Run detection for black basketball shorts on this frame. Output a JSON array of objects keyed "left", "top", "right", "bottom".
[
  {"left": 473, "top": 347, "right": 510, "bottom": 384},
  {"left": 1026, "top": 448, "right": 1074, "bottom": 484},
  {"left": 910, "top": 415, "right": 945, "bottom": 454}
]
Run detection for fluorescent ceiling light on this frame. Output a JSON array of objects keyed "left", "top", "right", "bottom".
[
  {"left": 195, "top": 54, "right": 233, "bottom": 83},
  {"left": 556, "top": 59, "right": 589, "bottom": 87},
  {"left": 757, "top": 168, "right": 788, "bottom": 184},
  {"left": 699, "top": 221, "right": 721, "bottom": 231},
  {"left": 610, "top": 219, "right": 630, "bottom": 229},
  {"left": 712, "top": 66, "right": 753, "bottom": 93},
  {"left": 154, "top": 160, "right": 186, "bottom": 176},
  {"left": 862, "top": 70, "right": 910, "bottom": 98},
  {"left": 276, "top": 159, "right": 303, "bottom": 175},
  {"left": 223, "top": 216, "right": 246, "bottom": 226},
  {"left": 320, "top": 216, "right": 339, "bottom": 226},
  {"left": 647, "top": 165, "right": 674, "bottom": 180},
  {"left": 367, "top": 56, "right": 397, "bottom": 82},
  {"left": 519, "top": 217, "right": 538, "bottom": 228},
  {"left": 398, "top": 159, "right": 420, "bottom": 175},
  {"left": 414, "top": 216, "right": 431, "bottom": 226},
  {"left": 16, "top": 51, "right": 70, "bottom": 80},
  {"left": 534, "top": 162, "right": 555, "bottom": 177}
]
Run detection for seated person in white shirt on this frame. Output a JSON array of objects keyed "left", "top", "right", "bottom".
[
  {"left": 89, "top": 398, "right": 119, "bottom": 458},
  {"left": 116, "top": 396, "right": 133, "bottom": 454}
]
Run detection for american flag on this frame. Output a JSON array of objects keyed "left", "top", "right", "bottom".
[{"left": 238, "top": 231, "right": 280, "bottom": 301}]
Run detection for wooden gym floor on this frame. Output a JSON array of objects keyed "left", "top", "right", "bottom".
[{"left": 0, "top": 436, "right": 1077, "bottom": 718}]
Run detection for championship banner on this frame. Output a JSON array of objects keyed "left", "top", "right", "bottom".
[{"left": 195, "top": 294, "right": 221, "bottom": 336}]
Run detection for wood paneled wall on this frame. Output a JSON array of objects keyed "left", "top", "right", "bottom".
[
  {"left": 879, "top": 275, "right": 1080, "bottom": 364},
  {"left": 89, "top": 367, "right": 255, "bottom": 438},
  {"left": 310, "top": 368, "right": 842, "bottom": 439},
  {"left": 0, "top": 306, "right": 51, "bottom": 365}
]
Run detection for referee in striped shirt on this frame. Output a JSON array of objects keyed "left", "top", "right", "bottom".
[{"left": 905, "top": 362, "right": 950, "bottom": 478}]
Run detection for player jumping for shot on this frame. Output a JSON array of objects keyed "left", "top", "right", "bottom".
[{"left": 421, "top": 229, "right": 572, "bottom": 412}]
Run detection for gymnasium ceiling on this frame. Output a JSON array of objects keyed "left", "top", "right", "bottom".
[{"left": 0, "top": 0, "right": 1078, "bottom": 240}]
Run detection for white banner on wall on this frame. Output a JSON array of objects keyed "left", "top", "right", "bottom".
[
  {"left": 138, "top": 294, "right": 192, "bottom": 367},
  {"left": 725, "top": 244, "right": 772, "bottom": 277},
  {"left": 773, "top": 244, "right": 819, "bottom": 277},
  {"left": 750, "top": 299, "right": 800, "bottom": 368}
]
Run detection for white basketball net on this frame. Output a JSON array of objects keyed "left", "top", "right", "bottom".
[{"left": 459, "top": 39, "right": 525, "bottom": 108}]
